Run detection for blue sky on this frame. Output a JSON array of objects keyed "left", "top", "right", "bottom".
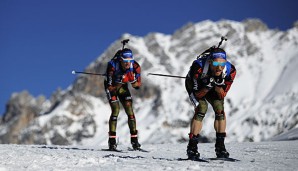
[{"left": 1, "top": 0, "right": 297, "bottom": 115}]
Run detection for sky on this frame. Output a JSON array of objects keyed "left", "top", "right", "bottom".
[{"left": 0, "top": 0, "right": 297, "bottom": 115}]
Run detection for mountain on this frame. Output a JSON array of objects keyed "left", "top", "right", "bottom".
[{"left": 1, "top": 19, "right": 298, "bottom": 146}]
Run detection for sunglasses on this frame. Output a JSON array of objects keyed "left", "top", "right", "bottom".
[
  {"left": 122, "top": 59, "right": 134, "bottom": 63},
  {"left": 212, "top": 61, "right": 226, "bottom": 67}
]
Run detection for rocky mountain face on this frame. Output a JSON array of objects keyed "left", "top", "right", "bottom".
[{"left": 1, "top": 19, "right": 298, "bottom": 146}]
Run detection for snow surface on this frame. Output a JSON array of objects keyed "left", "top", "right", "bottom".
[{"left": 0, "top": 140, "right": 297, "bottom": 171}]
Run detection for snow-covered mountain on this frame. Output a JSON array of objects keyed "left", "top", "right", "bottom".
[{"left": 1, "top": 19, "right": 298, "bottom": 146}]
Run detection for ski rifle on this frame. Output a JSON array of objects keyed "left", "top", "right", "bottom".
[{"left": 197, "top": 36, "right": 228, "bottom": 58}]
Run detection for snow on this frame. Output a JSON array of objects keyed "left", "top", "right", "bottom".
[
  {"left": 0, "top": 141, "right": 298, "bottom": 171},
  {"left": 270, "top": 128, "right": 298, "bottom": 141}
]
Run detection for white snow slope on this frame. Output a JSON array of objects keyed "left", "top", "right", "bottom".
[{"left": 0, "top": 140, "right": 297, "bottom": 171}]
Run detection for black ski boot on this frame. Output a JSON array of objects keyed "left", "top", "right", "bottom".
[
  {"left": 131, "top": 131, "right": 141, "bottom": 150},
  {"left": 215, "top": 132, "right": 229, "bottom": 158},
  {"left": 108, "top": 132, "right": 117, "bottom": 150},
  {"left": 187, "top": 134, "right": 200, "bottom": 160}
]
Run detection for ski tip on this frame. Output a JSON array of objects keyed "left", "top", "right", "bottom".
[{"left": 72, "top": 70, "right": 76, "bottom": 75}]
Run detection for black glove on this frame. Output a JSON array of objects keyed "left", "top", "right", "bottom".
[
  {"left": 200, "top": 76, "right": 215, "bottom": 90},
  {"left": 213, "top": 76, "right": 225, "bottom": 86}
]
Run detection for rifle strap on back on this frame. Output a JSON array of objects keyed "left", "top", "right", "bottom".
[{"left": 201, "top": 57, "right": 210, "bottom": 78}]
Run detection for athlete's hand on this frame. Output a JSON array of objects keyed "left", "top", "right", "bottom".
[
  {"left": 214, "top": 76, "right": 225, "bottom": 86},
  {"left": 131, "top": 81, "right": 140, "bottom": 89},
  {"left": 107, "top": 86, "right": 117, "bottom": 92},
  {"left": 127, "top": 72, "right": 137, "bottom": 83},
  {"left": 201, "top": 76, "right": 215, "bottom": 90}
]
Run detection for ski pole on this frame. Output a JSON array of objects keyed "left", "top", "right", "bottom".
[
  {"left": 72, "top": 70, "right": 106, "bottom": 76},
  {"left": 147, "top": 73, "right": 186, "bottom": 79}
]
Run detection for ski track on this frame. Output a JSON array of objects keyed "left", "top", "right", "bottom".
[{"left": 0, "top": 141, "right": 297, "bottom": 171}]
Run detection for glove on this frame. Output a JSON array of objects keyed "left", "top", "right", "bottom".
[
  {"left": 107, "top": 84, "right": 121, "bottom": 92},
  {"left": 127, "top": 72, "right": 137, "bottom": 83},
  {"left": 201, "top": 76, "right": 215, "bottom": 90},
  {"left": 213, "top": 76, "right": 225, "bottom": 86},
  {"left": 107, "top": 86, "right": 117, "bottom": 92},
  {"left": 131, "top": 81, "right": 140, "bottom": 90}
]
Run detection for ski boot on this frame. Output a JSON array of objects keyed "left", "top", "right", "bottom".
[
  {"left": 131, "top": 131, "right": 141, "bottom": 150},
  {"left": 186, "top": 133, "right": 200, "bottom": 160},
  {"left": 108, "top": 132, "right": 117, "bottom": 151},
  {"left": 215, "top": 132, "right": 229, "bottom": 158}
]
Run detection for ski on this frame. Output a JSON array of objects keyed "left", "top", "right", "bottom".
[
  {"left": 127, "top": 147, "right": 150, "bottom": 153},
  {"left": 177, "top": 157, "right": 209, "bottom": 163},
  {"left": 208, "top": 157, "right": 240, "bottom": 162},
  {"left": 152, "top": 157, "right": 209, "bottom": 162},
  {"left": 101, "top": 148, "right": 125, "bottom": 153},
  {"left": 152, "top": 157, "right": 175, "bottom": 161},
  {"left": 103, "top": 154, "right": 145, "bottom": 159}
]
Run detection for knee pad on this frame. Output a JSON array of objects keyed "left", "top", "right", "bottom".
[
  {"left": 125, "top": 96, "right": 132, "bottom": 101},
  {"left": 215, "top": 112, "right": 225, "bottom": 120},
  {"left": 193, "top": 112, "right": 205, "bottom": 121},
  {"left": 110, "top": 115, "right": 118, "bottom": 121}
]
